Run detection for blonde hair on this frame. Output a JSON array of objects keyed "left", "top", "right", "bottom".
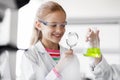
[{"left": 30, "top": 1, "right": 66, "bottom": 45}]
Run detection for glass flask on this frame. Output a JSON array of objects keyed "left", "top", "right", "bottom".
[{"left": 83, "top": 27, "right": 101, "bottom": 58}]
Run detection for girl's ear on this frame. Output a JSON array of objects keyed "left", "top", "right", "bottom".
[{"left": 35, "top": 21, "right": 41, "bottom": 30}]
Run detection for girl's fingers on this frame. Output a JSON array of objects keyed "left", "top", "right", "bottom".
[{"left": 86, "top": 29, "right": 94, "bottom": 42}]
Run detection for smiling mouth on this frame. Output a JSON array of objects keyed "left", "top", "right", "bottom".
[
  {"left": 53, "top": 34, "right": 62, "bottom": 38},
  {"left": 55, "top": 35, "right": 61, "bottom": 38}
]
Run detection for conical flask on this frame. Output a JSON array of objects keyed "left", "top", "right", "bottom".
[{"left": 83, "top": 28, "right": 101, "bottom": 58}]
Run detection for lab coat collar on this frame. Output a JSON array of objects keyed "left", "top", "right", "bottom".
[
  {"left": 34, "top": 40, "right": 66, "bottom": 55},
  {"left": 34, "top": 41, "right": 60, "bottom": 67}
]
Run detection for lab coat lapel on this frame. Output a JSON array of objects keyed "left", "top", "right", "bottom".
[{"left": 34, "top": 41, "right": 57, "bottom": 69}]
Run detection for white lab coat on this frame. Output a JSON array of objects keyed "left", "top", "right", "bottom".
[
  {"left": 92, "top": 57, "right": 120, "bottom": 80},
  {"left": 18, "top": 41, "right": 81, "bottom": 80}
]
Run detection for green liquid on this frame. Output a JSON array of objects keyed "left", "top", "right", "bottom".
[{"left": 84, "top": 48, "right": 101, "bottom": 58}]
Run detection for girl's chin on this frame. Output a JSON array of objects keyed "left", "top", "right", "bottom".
[{"left": 52, "top": 40, "right": 60, "bottom": 44}]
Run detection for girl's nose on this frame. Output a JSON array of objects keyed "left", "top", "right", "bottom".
[{"left": 56, "top": 26, "right": 65, "bottom": 33}]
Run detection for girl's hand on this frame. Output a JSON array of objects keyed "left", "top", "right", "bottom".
[
  {"left": 55, "top": 49, "right": 73, "bottom": 72},
  {"left": 86, "top": 28, "right": 100, "bottom": 48},
  {"left": 85, "top": 28, "right": 102, "bottom": 65}
]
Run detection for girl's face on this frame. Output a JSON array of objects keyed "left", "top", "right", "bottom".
[{"left": 38, "top": 11, "right": 66, "bottom": 44}]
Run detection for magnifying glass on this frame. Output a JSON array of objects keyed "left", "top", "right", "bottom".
[{"left": 66, "top": 32, "right": 79, "bottom": 49}]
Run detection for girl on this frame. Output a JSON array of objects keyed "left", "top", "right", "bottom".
[{"left": 19, "top": 1, "right": 81, "bottom": 80}]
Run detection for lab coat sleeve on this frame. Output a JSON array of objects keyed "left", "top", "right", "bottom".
[
  {"left": 19, "top": 53, "right": 35, "bottom": 80},
  {"left": 92, "top": 57, "right": 120, "bottom": 80},
  {"left": 45, "top": 68, "right": 62, "bottom": 80},
  {"left": 19, "top": 52, "right": 62, "bottom": 80}
]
